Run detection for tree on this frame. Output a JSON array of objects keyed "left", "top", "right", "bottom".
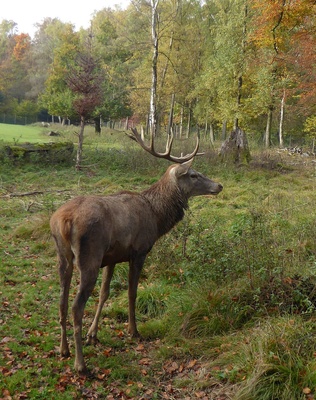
[
  {"left": 303, "top": 116, "right": 316, "bottom": 152},
  {"left": 157, "top": 0, "right": 206, "bottom": 135},
  {"left": 40, "top": 29, "right": 104, "bottom": 169},
  {"left": 191, "top": 0, "right": 250, "bottom": 139},
  {"left": 39, "top": 27, "right": 80, "bottom": 122},
  {"left": 65, "top": 47, "right": 104, "bottom": 169},
  {"left": 27, "top": 18, "right": 76, "bottom": 100},
  {"left": 249, "top": 0, "right": 316, "bottom": 146},
  {"left": 149, "top": 0, "right": 159, "bottom": 136},
  {"left": 128, "top": 0, "right": 207, "bottom": 135},
  {"left": 220, "top": 127, "right": 251, "bottom": 164},
  {"left": 16, "top": 99, "right": 39, "bottom": 119},
  {"left": 91, "top": 8, "right": 133, "bottom": 129},
  {"left": 286, "top": 2, "right": 316, "bottom": 120},
  {"left": 0, "top": 22, "right": 32, "bottom": 108}
]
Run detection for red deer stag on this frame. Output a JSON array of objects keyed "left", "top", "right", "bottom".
[{"left": 50, "top": 127, "right": 223, "bottom": 373}]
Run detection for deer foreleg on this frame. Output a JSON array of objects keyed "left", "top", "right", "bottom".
[
  {"left": 87, "top": 264, "right": 115, "bottom": 345},
  {"left": 128, "top": 256, "right": 146, "bottom": 337}
]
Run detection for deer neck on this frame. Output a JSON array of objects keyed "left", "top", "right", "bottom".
[{"left": 141, "top": 179, "right": 188, "bottom": 237}]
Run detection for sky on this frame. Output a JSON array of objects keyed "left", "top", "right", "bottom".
[{"left": 1, "top": 0, "right": 131, "bottom": 38}]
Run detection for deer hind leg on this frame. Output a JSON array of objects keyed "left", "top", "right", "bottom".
[
  {"left": 72, "top": 266, "right": 99, "bottom": 373},
  {"left": 87, "top": 264, "right": 115, "bottom": 345},
  {"left": 128, "top": 255, "right": 146, "bottom": 338},
  {"left": 58, "top": 249, "right": 74, "bottom": 358}
]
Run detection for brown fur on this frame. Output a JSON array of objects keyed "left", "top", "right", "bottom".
[{"left": 50, "top": 160, "right": 222, "bottom": 373}]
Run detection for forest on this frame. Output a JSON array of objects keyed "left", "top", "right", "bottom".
[{"left": 0, "top": 0, "right": 316, "bottom": 148}]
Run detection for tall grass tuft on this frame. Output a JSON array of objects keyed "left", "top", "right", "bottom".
[{"left": 230, "top": 317, "right": 316, "bottom": 399}]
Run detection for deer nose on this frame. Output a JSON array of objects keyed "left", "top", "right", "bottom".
[{"left": 218, "top": 184, "right": 223, "bottom": 191}]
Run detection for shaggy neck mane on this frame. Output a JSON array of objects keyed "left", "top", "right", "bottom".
[{"left": 141, "top": 172, "right": 188, "bottom": 237}]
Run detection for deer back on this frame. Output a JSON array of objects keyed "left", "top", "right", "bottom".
[{"left": 50, "top": 193, "right": 160, "bottom": 265}]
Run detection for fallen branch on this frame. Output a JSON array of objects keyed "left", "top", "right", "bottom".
[{"left": 1, "top": 189, "right": 71, "bottom": 198}]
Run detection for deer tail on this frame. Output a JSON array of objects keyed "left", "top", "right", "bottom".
[{"left": 59, "top": 218, "right": 72, "bottom": 242}]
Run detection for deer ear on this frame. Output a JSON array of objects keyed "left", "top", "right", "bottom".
[{"left": 175, "top": 159, "right": 193, "bottom": 177}]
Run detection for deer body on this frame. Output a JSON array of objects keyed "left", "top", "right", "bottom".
[{"left": 51, "top": 134, "right": 223, "bottom": 373}]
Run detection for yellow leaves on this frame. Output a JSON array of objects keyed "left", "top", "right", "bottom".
[
  {"left": 13, "top": 33, "right": 31, "bottom": 61},
  {"left": 250, "top": 0, "right": 316, "bottom": 51}
]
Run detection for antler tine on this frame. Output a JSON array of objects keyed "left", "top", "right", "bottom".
[
  {"left": 128, "top": 127, "right": 151, "bottom": 154},
  {"left": 165, "top": 132, "right": 174, "bottom": 155},
  {"left": 128, "top": 127, "right": 203, "bottom": 163}
]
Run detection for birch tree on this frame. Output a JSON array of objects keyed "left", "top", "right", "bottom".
[{"left": 149, "top": 0, "right": 159, "bottom": 136}]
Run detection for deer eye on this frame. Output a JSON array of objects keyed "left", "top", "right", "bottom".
[{"left": 190, "top": 173, "right": 198, "bottom": 179}]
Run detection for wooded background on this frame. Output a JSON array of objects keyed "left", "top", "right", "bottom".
[{"left": 1, "top": 0, "right": 316, "bottom": 147}]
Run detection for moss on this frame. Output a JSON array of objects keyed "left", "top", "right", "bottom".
[{"left": 3, "top": 141, "right": 74, "bottom": 163}]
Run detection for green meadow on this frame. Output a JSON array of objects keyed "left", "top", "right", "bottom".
[{"left": 0, "top": 123, "right": 50, "bottom": 143}]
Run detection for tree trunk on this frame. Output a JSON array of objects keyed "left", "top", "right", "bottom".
[
  {"left": 279, "top": 90, "right": 285, "bottom": 147},
  {"left": 160, "top": 30, "right": 174, "bottom": 91},
  {"left": 186, "top": 107, "right": 191, "bottom": 139},
  {"left": 167, "top": 93, "right": 175, "bottom": 136},
  {"left": 264, "top": 108, "right": 273, "bottom": 148},
  {"left": 221, "top": 120, "right": 227, "bottom": 141},
  {"left": 220, "top": 127, "right": 251, "bottom": 164},
  {"left": 179, "top": 107, "right": 184, "bottom": 138},
  {"left": 76, "top": 116, "right": 85, "bottom": 170},
  {"left": 150, "top": 0, "right": 159, "bottom": 137},
  {"left": 94, "top": 116, "right": 101, "bottom": 135},
  {"left": 235, "top": 75, "right": 242, "bottom": 130},
  {"left": 209, "top": 123, "right": 215, "bottom": 145}
]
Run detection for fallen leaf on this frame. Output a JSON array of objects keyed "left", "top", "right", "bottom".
[
  {"left": 1, "top": 337, "right": 13, "bottom": 344},
  {"left": 166, "top": 361, "right": 178, "bottom": 373},
  {"left": 139, "top": 357, "right": 151, "bottom": 365},
  {"left": 187, "top": 359, "right": 197, "bottom": 369},
  {"left": 135, "top": 343, "right": 145, "bottom": 351},
  {"left": 195, "top": 391, "right": 206, "bottom": 398}
]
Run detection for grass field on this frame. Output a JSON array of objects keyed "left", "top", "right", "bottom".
[
  {"left": 0, "top": 123, "right": 53, "bottom": 143},
  {"left": 1, "top": 123, "right": 316, "bottom": 399}
]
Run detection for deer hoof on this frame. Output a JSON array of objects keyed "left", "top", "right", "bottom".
[
  {"left": 60, "top": 349, "right": 70, "bottom": 358},
  {"left": 75, "top": 362, "right": 89, "bottom": 375},
  {"left": 130, "top": 331, "right": 142, "bottom": 340},
  {"left": 86, "top": 335, "right": 99, "bottom": 346}
]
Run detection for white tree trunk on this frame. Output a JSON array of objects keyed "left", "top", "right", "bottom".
[
  {"left": 265, "top": 108, "right": 273, "bottom": 148},
  {"left": 179, "top": 107, "right": 184, "bottom": 138},
  {"left": 209, "top": 123, "right": 215, "bottom": 144},
  {"left": 186, "top": 107, "right": 191, "bottom": 139},
  {"left": 167, "top": 93, "right": 175, "bottom": 136},
  {"left": 279, "top": 90, "right": 285, "bottom": 147},
  {"left": 149, "top": 0, "right": 159, "bottom": 137}
]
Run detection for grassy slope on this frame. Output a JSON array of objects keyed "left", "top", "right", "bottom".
[{"left": 1, "top": 124, "right": 316, "bottom": 399}]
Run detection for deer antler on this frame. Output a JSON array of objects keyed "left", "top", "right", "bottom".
[{"left": 127, "top": 127, "right": 202, "bottom": 163}]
